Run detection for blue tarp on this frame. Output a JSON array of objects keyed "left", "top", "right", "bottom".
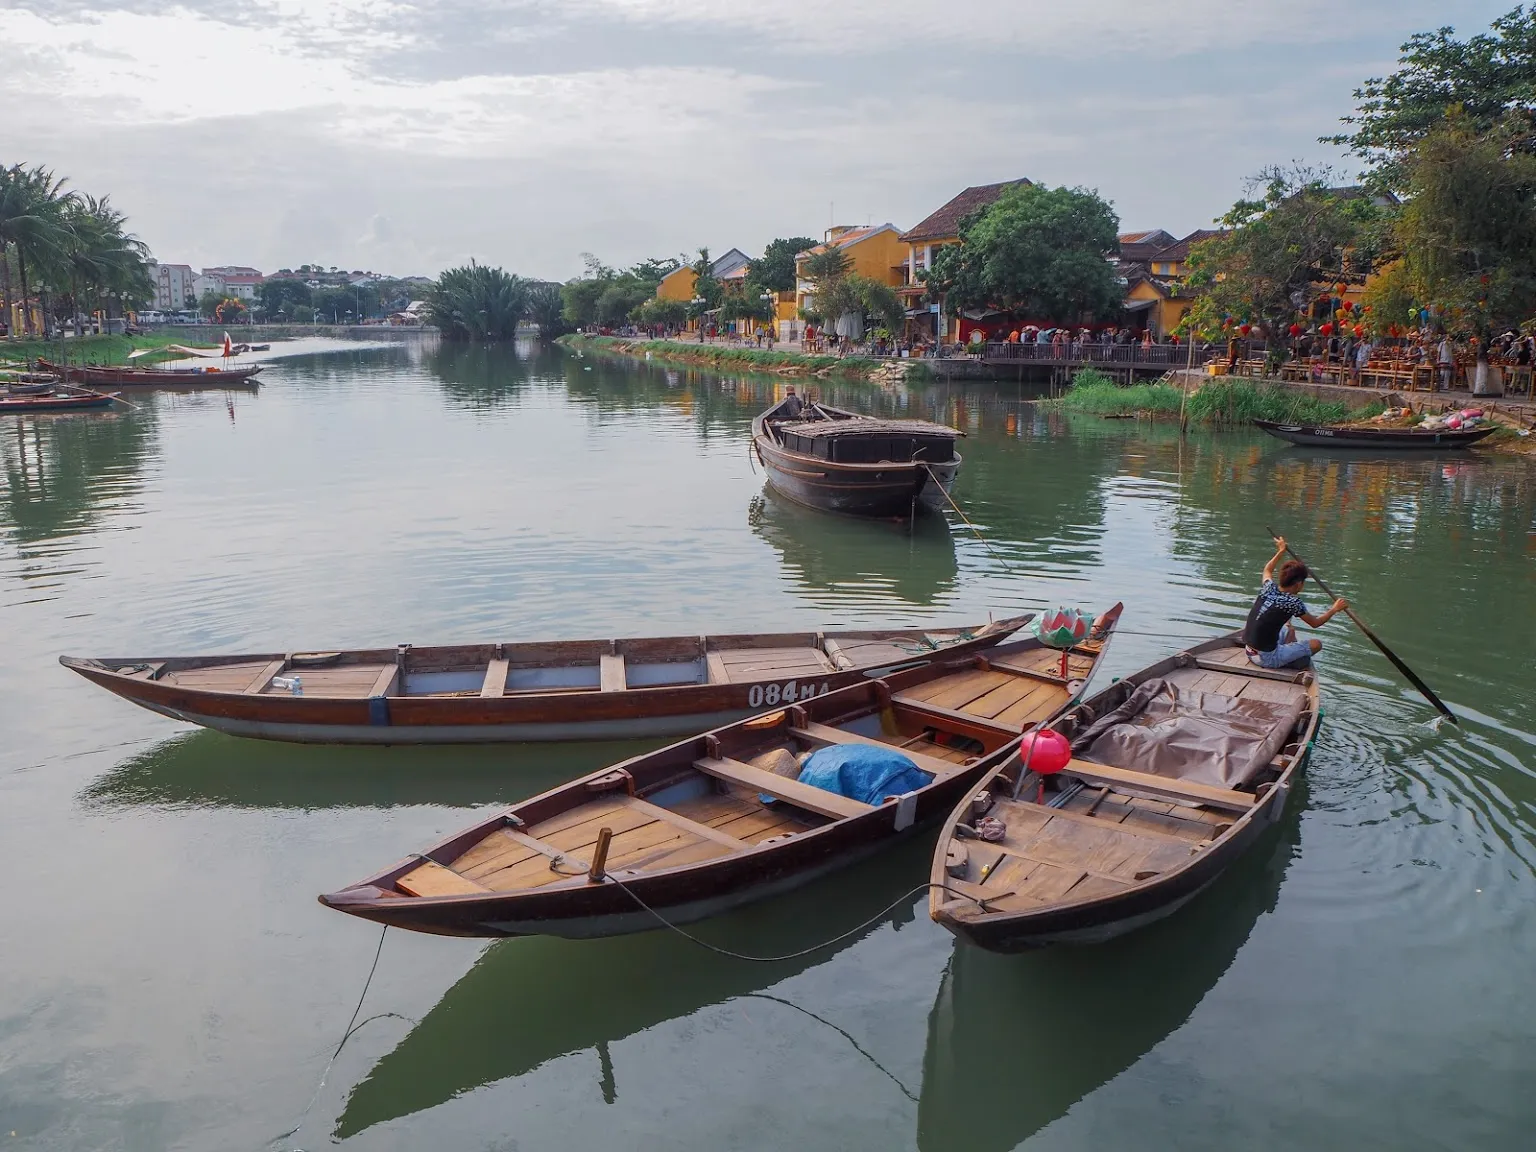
[{"left": 796, "top": 744, "right": 932, "bottom": 805}]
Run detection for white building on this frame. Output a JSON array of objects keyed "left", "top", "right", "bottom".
[
  {"left": 200, "top": 266, "right": 262, "bottom": 302},
  {"left": 192, "top": 272, "right": 227, "bottom": 302},
  {"left": 148, "top": 262, "right": 196, "bottom": 311}
]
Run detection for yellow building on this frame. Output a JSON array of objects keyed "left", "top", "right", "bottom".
[
  {"left": 794, "top": 224, "right": 907, "bottom": 335},
  {"left": 655, "top": 265, "right": 696, "bottom": 303},
  {"left": 896, "top": 179, "right": 1031, "bottom": 341}
]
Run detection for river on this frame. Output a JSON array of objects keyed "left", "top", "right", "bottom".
[{"left": 3, "top": 337, "right": 1533, "bottom": 1151}]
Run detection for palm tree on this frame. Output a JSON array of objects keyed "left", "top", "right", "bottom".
[
  {"left": 58, "top": 194, "right": 152, "bottom": 331},
  {"left": 0, "top": 164, "right": 70, "bottom": 338},
  {"left": 525, "top": 282, "right": 568, "bottom": 341},
  {"left": 426, "top": 262, "right": 530, "bottom": 341}
]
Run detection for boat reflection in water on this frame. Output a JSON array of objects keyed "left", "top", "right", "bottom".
[
  {"left": 333, "top": 837, "right": 934, "bottom": 1139},
  {"left": 78, "top": 729, "right": 642, "bottom": 812},
  {"left": 748, "top": 490, "right": 958, "bottom": 609},
  {"left": 916, "top": 792, "right": 1301, "bottom": 1151}
]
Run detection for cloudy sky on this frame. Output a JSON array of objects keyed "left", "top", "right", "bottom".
[{"left": 2, "top": 1, "right": 1514, "bottom": 279}]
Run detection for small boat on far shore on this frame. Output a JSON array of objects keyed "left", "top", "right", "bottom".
[
  {"left": 1254, "top": 418, "right": 1496, "bottom": 449},
  {"left": 753, "top": 398, "right": 963, "bottom": 518},
  {"left": 37, "top": 358, "right": 262, "bottom": 387},
  {"left": 0, "top": 387, "right": 119, "bottom": 414}
]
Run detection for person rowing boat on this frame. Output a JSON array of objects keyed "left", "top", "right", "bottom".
[{"left": 1244, "top": 536, "right": 1348, "bottom": 669}]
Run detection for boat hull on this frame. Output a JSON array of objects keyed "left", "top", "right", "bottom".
[
  {"left": 1254, "top": 419, "right": 1496, "bottom": 449},
  {"left": 38, "top": 359, "right": 262, "bottom": 387},
  {"left": 61, "top": 620, "right": 1026, "bottom": 745},
  {"left": 758, "top": 446, "right": 959, "bottom": 518},
  {"left": 0, "top": 393, "right": 116, "bottom": 413}
]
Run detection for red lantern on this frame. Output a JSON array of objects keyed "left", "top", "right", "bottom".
[
  {"left": 1239, "top": 323, "right": 1252, "bottom": 336},
  {"left": 1019, "top": 730, "right": 1071, "bottom": 775},
  {"left": 1341, "top": 300, "right": 1354, "bottom": 313},
  {"left": 1363, "top": 304, "right": 1372, "bottom": 312},
  {"left": 1321, "top": 322, "right": 1334, "bottom": 336},
  {"left": 1335, "top": 282, "right": 1348, "bottom": 296},
  {"left": 1288, "top": 323, "right": 1302, "bottom": 337},
  {"left": 1354, "top": 324, "right": 1364, "bottom": 338}
]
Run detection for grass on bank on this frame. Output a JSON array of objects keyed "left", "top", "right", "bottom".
[
  {"left": 0, "top": 332, "right": 201, "bottom": 367},
  {"left": 1051, "top": 369, "right": 1382, "bottom": 426},
  {"left": 559, "top": 333, "right": 886, "bottom": 377}
]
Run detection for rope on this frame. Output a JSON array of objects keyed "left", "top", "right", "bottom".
[
  {"left": 922, "top": 463, "right": 1021, "bottom": 574},
  {"left": 269, "top": 924, "right": 393, "bottom": 1149},
  {"left": 604, "top": 878, "right": 989, "bottom": 963}
]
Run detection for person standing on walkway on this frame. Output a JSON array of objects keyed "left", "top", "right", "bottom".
[
  {"left": 1352, "top": 337, "right": 1372, "bottom": 386},
  {"left": 1437, "top": 334, "right": 1455, "bottom": 392}
]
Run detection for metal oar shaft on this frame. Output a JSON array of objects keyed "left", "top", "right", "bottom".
[{"left": 1265, "top": 525, "right": 1457, "bottom": 724}]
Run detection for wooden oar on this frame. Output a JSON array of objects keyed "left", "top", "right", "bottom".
[
  {"left": 69, "top": 384, "right": 141, "bottom": 411},
  {"left": 1265, "top": 525, "right": 1457, "bottom": 724}
]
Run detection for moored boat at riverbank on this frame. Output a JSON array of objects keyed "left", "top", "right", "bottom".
[
  {"left": 60, "top": 616, "right": 1034, "bottom": 744},
  {"left": 37, "top": 358, "right": 263, "bottom": 387},
  {"left": 1254, "top": 418, "right": 1496, "bottom": 449},
  {"left": 0, "top": 387, "right": 119, "bottom": 413},
  {"left": 929, "top": 632, "right": 1318, "bottom": 950},
  {"left": 752, "top": 398, "right": 963, "bottom": 518},
  {"left": 318, "top": 608, "right": 1120, "bottom": 938}
]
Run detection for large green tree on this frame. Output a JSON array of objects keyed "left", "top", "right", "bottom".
[
  {"left": 0, "top": 165, "right": 70, "bottom": 338},
  {"left": 1185, "top": 167, "right": 1384, "bottom": 337},
  {"left": 426, "top": 262, "right": 529, "bottom": 341},
  {"left": 1396, "top": 113, "right": 1536, "bottom": 335},
  {"left": 748, "top": 236, "right": 816, "bottom": 293},
  {"left": 925, "top": 184, "right": 1121, "bottom": 322},
  {"left": 560, "top": 253, "right": 675, "bottom": 328},
  {"left": 259, "top": 278, "right": 311, "bottom": 319},
  {"left": 1327, "top": 7, "right": 1536, "bottom": 191},
  {"left": 525, "top": 282, "right": 570, "bottom": 341}
]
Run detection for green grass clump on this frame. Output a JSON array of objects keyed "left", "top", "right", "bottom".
[
  {"left": 1053, "top": 369, "right": 1182, "bottom": 414},
  {"left": 1051, "top": 369, "right": 1381, "bottom": 426},
  {"left": 559, "top": 334, "right": 882, "bottom": 378},
  {"left": 0, "top": 332, "right": 195, "bottom": 367}
]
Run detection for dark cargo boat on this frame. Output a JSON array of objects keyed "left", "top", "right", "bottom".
[{"left": 752, "top": 398, "right": 962, "bottom": 518}]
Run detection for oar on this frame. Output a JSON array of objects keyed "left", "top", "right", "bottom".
[
  {"left": 1264, "top": 525, "right": 1457, "bottom": 724},
  {"left": 71, "top": 384, "right": 142, "bottom": 411}
]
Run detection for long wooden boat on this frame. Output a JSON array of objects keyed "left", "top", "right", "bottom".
[
  {"left": 0, "top": 389, "right": 118, "bottom": 414},
  {"left": 318, "top": 606, "right": 1122, "bottom": 938},
  {"left": 752, "top": 398, "right": 962, "bottom": 518},
  {"left": 60, "top": 616, "right": 1042, "bottom": 745},
  {"left": 928, "top": 632, "right": 1319, "bottom": 950},
  {"left": 1254, "top": 417, "right": 1495, "bottom": 449},
  {"left": 37, "top": 358, "right": 262, "bottom": 387}
]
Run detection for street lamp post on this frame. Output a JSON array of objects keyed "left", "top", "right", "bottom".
[
  {"left": 760, "top": 293, "right": 773, "bottom": 346},
  {"left": 691, "top": 296, "right": 706, "bottom": 342}
]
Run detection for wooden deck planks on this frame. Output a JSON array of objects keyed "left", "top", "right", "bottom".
[
  {"left": 480, "top": 658, "right": 509, "bottom": 698},
  {"left": 695, "top": 756, "right": 872, "bottom": 820},
  {"left": 599, "top": 654, "right": 628, "bottom": 693},
  {"left": 922, "top": 670, "right": 1014, "bottom": 711},
  {"left": 397, "top": 860, "right": 489, "bottom": 897},
  {"left": 242, "top": 660, "right": 287, "bottom": 695}
]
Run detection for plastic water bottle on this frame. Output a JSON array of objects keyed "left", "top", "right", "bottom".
[{"left": 272, "top": 675, "right": 303, "bottom": 695}]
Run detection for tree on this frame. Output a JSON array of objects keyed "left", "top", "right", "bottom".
[
  {"left": 259, "top": 278, "right": 311, "bottom": 318},
  {"left": 748, "top": 237, "right": 816, "bottom": 294},
  {"left": 800, "top": 245, "right": 851, "bottom": 286},
  {"left": 199, "top": 291, "right": 223, "bottom": 319},
  {"left": 689, "top": 246, "right": 722, "bottom": 318},
  {"left": 1184, "top": 167, "right": 1383, "bottom": 338},
  {"left": 926, "top": 183, "right": 1121, "bottom": 323},
  {"left": 633, "top": 297, "right": 689, "bottom": 328},
  {"left": 561, "top": 254, "right": 674, "bottom": 328},
  {"left": 0, "top": 164, "right": 70, "bottom": 338},
  {"left": 426, "top": 262, "right": 529, "bottom": 341},
  {"left": 214, "top": 296, "right": 247, "bottom": 325},
  {"left": 1327, "top": 8, "right": 1536, "bottom": 191},
  {"left": 1395, "top": 113, "right": 1536, "bottom": 336},
  {"left": 525, "top": 281, "right": 570, "bottom": 340}
]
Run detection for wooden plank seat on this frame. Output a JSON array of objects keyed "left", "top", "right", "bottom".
[
  {"left": 693, "top": 756, "right": 873, "bottom": 820},
  {"left": 600, "top": 654, "right": 627, "bottom": 693},
  {"left": 243, "top": 659, "right": 287, "bottom": 695},
  {"left": 791, "top": 721, "right": 973, "bottom": 778},
  {"left": 481, "top": 658, "right": 510, "bottom": 698},
  {"left": 368, "top": 664, "right": 399, "bottom": 699},
  {"left": 889, "top": 693, "right": 1024, "bottom": 739},
  {"left": 398, "top": 859, "right": 491, "bottom": 897},
  {"left": 1060, "top": 758, "right": 1258, "bottom": 812}
]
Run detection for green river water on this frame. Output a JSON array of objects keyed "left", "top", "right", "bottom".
[{"left": 2, "top": 337, "right": 1533, "bottom": 1151}]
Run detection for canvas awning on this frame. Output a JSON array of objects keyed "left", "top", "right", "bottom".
[{"left": 1122, "top": 298, "right": 1157, "bottom": 313}]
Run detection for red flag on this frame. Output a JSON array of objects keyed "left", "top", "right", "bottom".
[{"left": 222, "top": 331, "right": 233, "bottom": 357}]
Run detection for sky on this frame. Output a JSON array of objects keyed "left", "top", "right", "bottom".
[{"left": 1, "top": 0, "right": 1517, "bottom": 280}]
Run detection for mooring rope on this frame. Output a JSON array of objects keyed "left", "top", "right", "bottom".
[
  {"left": 603, "top": 878, "right": 989, "bottom": 963},
  {"left": 269, "top": 924, "right": 407, "bottom": 1150}
]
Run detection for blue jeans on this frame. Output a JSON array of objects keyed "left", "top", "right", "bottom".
[{"left": 1250, "top": 641, "right": 1312, "bottom": 670}]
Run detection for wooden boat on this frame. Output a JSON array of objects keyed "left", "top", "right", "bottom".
[
  {"left": 1254, "top": 418, "right": 1496, "bottom": 449},
  {"left": 928, "top": 632, "right": 1319, "bottom": 950},
  {"left": 318, "top": 606, "right": 1122, "bottom": 938},
  {"left": 0, "top": 389, "right": 118, "bottom": 414},
  {"left": 60, "top": 615, "right": 1041, "bottom": 745},
  {"left": 1, "top": 381, "right": 57, "bottom": 396},
  {"left": 752, "top": 398, "right": 962, "bottom": 518},
  {"left": 37, "top": 358, "right": 262, "bottom": 387}
]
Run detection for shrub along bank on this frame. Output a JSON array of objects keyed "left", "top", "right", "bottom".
[
  {"left": 557, "top": 334, "right": 893, "bottom": 379},
  {"left": 1050, "top": 370, "right": 1382, "bottom": 426}
]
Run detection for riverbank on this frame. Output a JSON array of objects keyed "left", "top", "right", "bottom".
[
  {"left": 0, "top": 332, "right": 200, "bottom": 367},
  {"left": 558, "top": 333, "right": 928, "bottom": 382},
  {"left": 1052, "top": 369, "right": 1536, "bottom": 453}
]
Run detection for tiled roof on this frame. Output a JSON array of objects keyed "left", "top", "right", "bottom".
[
  {"left": 900, "top": 179, "right": 1031, "bottom": 243},
  {"left": 1150, "top": 229, "right": 1225, "bottom": 263},
  {"left": 799, "top": 224, "right": 899, "bottom": 258}
]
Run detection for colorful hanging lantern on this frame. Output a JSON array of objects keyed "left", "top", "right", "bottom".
[
  {"left": 1321, "top": 322, "right": 1334, "bottom": 336},
  {"left": 1341, "top": 300, "right": 1354, "bottom": 313},
  {"left": 1035, "top": 608, "right": 1091, "bottom": 650},
  {"left": 1335, "top": 282, "right": 1348, "bottom": 296},
  {"left": 1354, "top": 324, "right": 1364, "bottom": 338},
  {"left": 1239, "top": 323, "right": 1252, "bottom": 336},
  {"left": 1288, "top": 323, "right": 1302, "bottom": 337}
]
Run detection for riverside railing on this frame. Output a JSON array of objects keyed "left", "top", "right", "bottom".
[{"left": 982, "top": 342, "right": 1214, "bottom": 367}]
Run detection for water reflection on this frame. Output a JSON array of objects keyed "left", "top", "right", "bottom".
[
  {"left": 427, "top": 341, "right": 537, "bottom": 408},
  {"left": 916, "top": 795, "right": 1301, "bottom": 1151},
  {"left": 748, "top": 490, "right": 958, "bottom": 607},
  {"left": 333, "top": 836, "right": 936, "bottom": 1139},
  {"left": 79, "top": 730, "right": 652, "bottom": 811}
]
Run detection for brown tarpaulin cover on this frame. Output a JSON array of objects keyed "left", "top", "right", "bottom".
[{"left": 1072, "top": 679, "right": 1303, "bottom": 791}]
